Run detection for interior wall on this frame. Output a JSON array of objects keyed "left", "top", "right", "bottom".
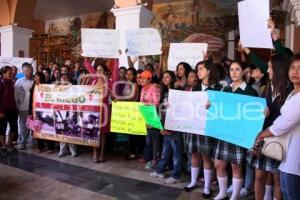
[
  {"left": 31, "top": 19, "right": 45, "bottom": 35},
  {"left": 294, "top": 26, "right": 300, "bottom": 53}
]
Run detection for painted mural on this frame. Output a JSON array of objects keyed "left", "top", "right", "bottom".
[
  {"left": 38, "top": 0, "right": 286, "bottom": 62},
  {"left": 152, "top": 0, "right": 286, "bottom": 60}
]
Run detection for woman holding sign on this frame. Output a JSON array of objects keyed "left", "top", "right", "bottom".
[
  {"left": 214, "top": 61, "right": 258, "bottom": 200},
  {"left": 83, "top": 58, "right": 111, "bottom": 163},
  {"left": 184, "top": 61, "right": 222, "bottom": 199}
]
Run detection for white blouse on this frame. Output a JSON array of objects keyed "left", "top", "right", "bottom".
[{"left": 269, "top": 91, "right": 300, "bottom": 176}]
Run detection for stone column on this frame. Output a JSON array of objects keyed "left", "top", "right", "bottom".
[
  {"left": 227, "top": 30, "right": 235, "bottom": 60},
  {"left": 0, "top": 25, "right": 33, "bottom": 57},
  {"left": 283, "top": 0, "right": 300, "bottom": 51},
  {"left": 111, "top": 5, "right": 154, "bottom": 68}
]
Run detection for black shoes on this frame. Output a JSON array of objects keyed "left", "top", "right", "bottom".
[
  {"left": 184, "top": 185, "right": 197, "bottom": 192},
  {"left": 201, "top": 190, "right": 212, "bottom": 199}
]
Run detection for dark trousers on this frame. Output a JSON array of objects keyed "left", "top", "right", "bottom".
[
  {"left": 143, "top": 128, "right": 161, "bottom": 162},
  {"left": 0, "top": 110, "right": 18, "bottom": 142},
  {"left": 129, "top": 135, "right": 145, "bottom": 155},
  {"left": 37, "top": 139, "right": 55, "bottom": 150}
]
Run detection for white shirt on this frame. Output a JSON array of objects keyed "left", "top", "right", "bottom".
[
  {"left": 14, "top": 77, "right": 34, "bottom": 111},
  {"left": 269, "top": 91, "right": 300, "bottom": 176}
]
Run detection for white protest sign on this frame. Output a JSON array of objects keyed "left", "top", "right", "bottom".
[
  {"left": 0, "top": 57, "right": 36, "bottom": 73},
  {"left": 168, "top": 43, "right": 208, "bottom": 71},
  {"left": 125, "top": 28, "right": 162, "bottom": 56},
  {"left": 164, "top": 90, "right": 208, "bottom": 135},
  {"left": 238, "top": 0, "right": 273, "bottom": 49},
  {"left": 81, "top": 28, "right": 120, "bottom": 58}
]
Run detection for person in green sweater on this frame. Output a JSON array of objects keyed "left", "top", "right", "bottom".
[{"left": 240, "top": 18, "right": 294, "bottom": 74}]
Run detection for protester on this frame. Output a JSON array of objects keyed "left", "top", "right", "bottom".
[
  {"left": 214, "top": 61, "right": 258, "bottom": 200},
  {"left": 174, "top": 62, "right": 192, "bottom": 89},
  {"left": 254, "top": 53, "right": 300, "bottom": 200},
  {"left": 0, "top": 66, "right": 18, "bottom": 154},
  {"left": 29, "top": 72, "right": 56, "bottom": 153},
  {"left": 15, "top": 62, "right": 34, "bottom": 150},
  {"left": 184, "top": 63, "right": 222, "bottom": 198},
  {"left": 83, "top": 59, "right": 112, "bottom": 163},
  {"left": 150, "top": 70, "right": 183, "bottom": 184},
  {"left": 140, "top": 70, "right": 161, "bottom": 170},
  {"left": 57, "top": 73, "right": 77, "bottom": 157}
]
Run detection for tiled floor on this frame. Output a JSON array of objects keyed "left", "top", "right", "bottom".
[{"left": 0, "top": 148, "right": 255, "bottom": 200}]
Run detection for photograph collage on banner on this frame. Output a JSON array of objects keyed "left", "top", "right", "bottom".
[{"left": 32, "top": 84, "right": 103, "bottom": 147}]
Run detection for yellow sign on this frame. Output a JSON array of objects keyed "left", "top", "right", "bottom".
[{"left": 110, "top": 102, "right": 147, "bottom": 135}]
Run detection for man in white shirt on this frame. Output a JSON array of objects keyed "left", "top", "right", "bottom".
[{"left": 15, "top": 63, "right": 34, "bottom": 150}]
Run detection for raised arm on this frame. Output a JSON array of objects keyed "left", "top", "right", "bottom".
[{"left": 83, "top": 58, "right": 96, "bottom": 74}]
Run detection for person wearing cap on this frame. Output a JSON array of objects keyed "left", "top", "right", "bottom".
[{"left": 139, "top": 70, "right": 161, "bottom": 170}]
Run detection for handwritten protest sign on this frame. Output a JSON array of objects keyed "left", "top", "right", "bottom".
[
  {"left": 81, "top": 28, "right": 120, "bottom": 58},
  {"left": 0, "top": 57, "right": 36, "bottom": 76},
  {"left": 164, "top": 90, "right": 208, "bottom": 134},
  {"left": 125, "top": 28, "right": 162, "bottom": 56},
  {"left": 33, "top": 84, "right": 103, "bottom": 147},
  {"left": 111, "top": 102, "right": 147, "bottom": 135},
  {"left": 168, "top": 43, "right": 208, "bottom": 71},
  {"left": 238, "top": 0, "right": 273, "bottom": 49},
  {"left": 139, "top": 105, "right": 163, "bottom": 130},
  {"left": 206, "top": 90, "right": 266, "bottom": 149}
]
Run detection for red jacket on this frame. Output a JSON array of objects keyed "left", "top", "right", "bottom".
[{"left": 0, "top": 78, "right": 17, "bottom": 112}]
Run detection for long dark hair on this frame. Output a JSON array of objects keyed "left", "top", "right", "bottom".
[
  {"left": 1, "top": 66, "right": 12, "bottom": 76},
  {"left": 160, "top": 71, "right": 177, "bottom": 102},
  {"left": 126, "top": 68, "right": 137, "bottom": 83},
  {"left": 176, "top": 62, "right": 192, "bottom": 79},
  {"left": 205, "top": 63, "right": 220, "bottom": 86},
  {"left": 266, "top": 54, "right": 289, "bottom": 105},
  {"left": 229, "top": 60, "right": 248, "bottom": 81},
  {"left": 35, "top": 72, "right": 46, "bottom": 84}
]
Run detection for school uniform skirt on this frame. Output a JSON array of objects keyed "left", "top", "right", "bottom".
[
  {"left": 214, "top": 140, "right": 246, "bottom": 165},
  {"left": 186, "top": 134, "right": 216, "bottom": 157},
  {"left": 246, "top": 152, "right": 280, "bottom": 173}
]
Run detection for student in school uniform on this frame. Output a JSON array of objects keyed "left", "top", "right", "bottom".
[
  {"left": 247, "top": 54, "right": 291, "bottom": 200},
  {"left": 184, "top": 61, "right": 223, "bottom": 199},
  {"left": 254, "top": 53, "right": 300, "bottom": 200},
  {"left": 213, "top": 61, "right": 258, "bottom": 200}
]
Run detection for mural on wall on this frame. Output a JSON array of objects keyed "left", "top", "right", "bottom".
[
  {"left": 43, "top": 12, "right": 115, "bottom": 60},
  {"left": 38, "top": 0, "right": 286, "bottom": 63},
  {"left": 46, "top": 12, "right": 115, "bottom": 36},
  {"left": 152, "top": 0, "right": 287, "bottom": 60}
]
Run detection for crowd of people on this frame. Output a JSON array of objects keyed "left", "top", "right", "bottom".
[{"left": 0, "top": 19, "right": 300, "bottom": 200}]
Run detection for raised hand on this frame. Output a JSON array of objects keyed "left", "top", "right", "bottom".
[{"left": 268, "top": 17, "right": 275, "bottom": 34}]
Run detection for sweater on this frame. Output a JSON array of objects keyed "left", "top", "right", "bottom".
[
  {"left": 0, "top": 78, "right": 17, "bottom": 112},
  {"left": 248, "top": 40, "right": 292, "bottom": 74},
  {"left": 140, "top": 84, "right": 160, "bottom": 107},
  {"left": 14, "top": 77, "right": 34, "bottom": 111}
]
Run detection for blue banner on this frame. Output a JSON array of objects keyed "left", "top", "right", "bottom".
[{"left": 205, "top": 91, "right": 266, "bottom": 149}]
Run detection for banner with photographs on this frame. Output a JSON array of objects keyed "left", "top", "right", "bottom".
[{"left": 32, "top": 84, "right": 103, "bottom": 147}]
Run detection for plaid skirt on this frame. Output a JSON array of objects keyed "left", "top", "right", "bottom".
[
  {"left": 214, "top": 140, "right": 246, "bottom": 165},
  {"left": 246, "top": 151, "right": 280, "bottom": 173},
  {"left": 186, "top": 134, "right": 216, "bottom": 157}
]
